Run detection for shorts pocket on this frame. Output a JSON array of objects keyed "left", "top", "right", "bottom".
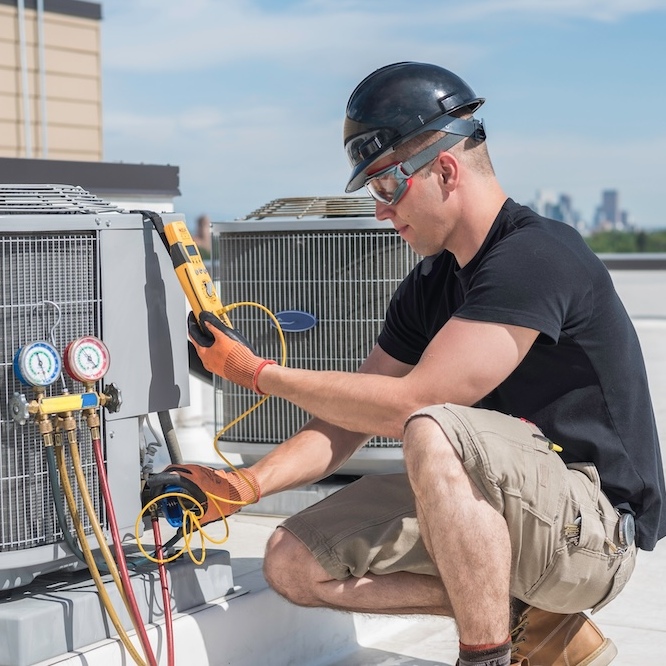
[
  {"left": 592, "top": 544, "right": 637, "bottom": 613},
  {"left": 523, "top": 507, "right": 615, "bottom": 613},
  {"left": 523, "top": 548, "right": 612, "bottom": 613}
]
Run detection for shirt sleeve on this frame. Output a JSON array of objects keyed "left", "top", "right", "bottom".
[
  {"left": 378, "top": 273, "right": 429, "bottom": 365},
  {"left": 378, "top": 253, "right": 460, "bottom": 365},
  {"left": 455, "top": 228, "right": 592, "bottom": 343}
]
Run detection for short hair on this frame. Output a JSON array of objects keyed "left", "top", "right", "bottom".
[{"left": 393, "top": 119, "right": 495, "bottom": 178}]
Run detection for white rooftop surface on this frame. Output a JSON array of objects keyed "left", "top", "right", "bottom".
[{"left": 37, "top": 270, "right": 666, "bottom": 666}]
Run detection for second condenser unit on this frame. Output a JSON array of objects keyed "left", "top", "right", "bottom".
[{"left": 212, "top": 196, "right": 420, "bottom": 475}]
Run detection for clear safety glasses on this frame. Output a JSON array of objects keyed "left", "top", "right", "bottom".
[{"left": 364, "top": 162, "right": 415, "bottom": 206}]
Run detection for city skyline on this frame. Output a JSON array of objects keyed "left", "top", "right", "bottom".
[{"left": 529, "top": 187, "right": 636, "bottom": 235}]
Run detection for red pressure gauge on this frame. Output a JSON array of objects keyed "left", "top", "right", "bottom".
[{"left": 64, "top": 336, "right": 111, "bottom": 383}]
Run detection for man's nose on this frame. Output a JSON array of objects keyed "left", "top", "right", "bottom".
[{"left": 374, "top": 200, "right": 394, "bottom": 221}]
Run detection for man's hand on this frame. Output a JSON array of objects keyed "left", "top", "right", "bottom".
[
  {"left": 188, "top": 311, "right": 275, "bottom": 392},
  {"left": 144, "top": 463, "right": 261, "bottom": 526}
]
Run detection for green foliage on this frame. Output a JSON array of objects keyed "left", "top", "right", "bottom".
[{"left": 585, "top": 229, "right": 666, "bottom": 253}]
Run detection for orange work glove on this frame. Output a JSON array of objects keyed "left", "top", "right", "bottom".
[
  {"left": 145, "top": 463, "right": 261, "bottom": 526},
  {"left": 188, "top": 311, "right": 275, "bottom": 393}
]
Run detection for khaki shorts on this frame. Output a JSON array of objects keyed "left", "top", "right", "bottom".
[{"left": 281, "top": 404, "right": 636, "bottom": 614}]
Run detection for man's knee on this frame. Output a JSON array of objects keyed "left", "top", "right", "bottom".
[
  {"left": 403, "top": 409, "right": 462, "bottom": 473},
  {"left": 263, "top": 527, "right": 326, "bottom": 607}
]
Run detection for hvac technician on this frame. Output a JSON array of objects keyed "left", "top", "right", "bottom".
[{"left": 148, "top": 62, "right": 666, "bottom": 666}]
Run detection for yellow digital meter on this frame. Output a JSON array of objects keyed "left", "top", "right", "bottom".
[{"left": 162, "top": 219, "right": 233, "bottom": 328}]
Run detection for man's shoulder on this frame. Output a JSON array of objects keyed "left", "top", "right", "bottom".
[
  {"left": 501, "top": 199, "right": 573, "bottom": 234},
  {"left": 498, "top": 200, "right": 593, "bottom": 259}
]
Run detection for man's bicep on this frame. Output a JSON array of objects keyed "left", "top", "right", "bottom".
[{"left": 407, "top": 316, "right": 540, "bottom": 407}]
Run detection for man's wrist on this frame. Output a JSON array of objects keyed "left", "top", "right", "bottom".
[
  {"left": 253, "top": 359, "right": 277, "bottom": 394},
  {"left": 226, "top": 467, "right": 261, "bottom": 504}
]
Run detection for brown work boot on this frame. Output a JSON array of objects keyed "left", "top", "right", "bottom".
[{"left": 511, "top": 605, "right": 617, "bottom": 665}]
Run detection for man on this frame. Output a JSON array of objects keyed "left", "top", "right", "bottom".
[{"left": 148, "top": 62, "right": 665, "bottom": 666}]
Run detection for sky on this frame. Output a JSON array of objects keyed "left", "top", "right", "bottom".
[{"left": 101, "top": 0, "right": 666, "bottom": 230}]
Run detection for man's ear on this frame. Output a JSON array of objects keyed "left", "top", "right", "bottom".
[{"left": 438, "top": 152, "right": 458, "bottom": 189}]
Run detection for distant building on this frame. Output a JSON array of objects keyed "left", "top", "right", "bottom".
[
  {"left": 528, "top": 189, "right": 587, "bottom": 234},
  {"left": 528, "top": 188, "right": 639, "bottom": 234},
  {"left": 593, "top": 189, "right": 632, "bottom": 231},
  {"left": 192, "top": 213, "right": 212, "bottom": 254},
  {"left": 0, "top": 0, "right": 103, "bottom": 161}
]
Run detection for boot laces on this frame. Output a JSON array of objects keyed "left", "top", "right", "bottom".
[{"left": 510, "top": 607, "right": 530, "bottom": 656}]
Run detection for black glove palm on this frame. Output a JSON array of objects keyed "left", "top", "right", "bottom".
[
  {"left": 187, "top": 311, "right": 256, "bottom": 351},
  {"left": 144, "top": 464, "right": 260, "bottom": 526}
]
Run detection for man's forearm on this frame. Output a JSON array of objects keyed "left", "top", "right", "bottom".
[
  {"left": 256, "top": 364, "right": 414, "bottom": 440},
  {"left": 251, "top": 417, "right": 372, "bottom": 496}
]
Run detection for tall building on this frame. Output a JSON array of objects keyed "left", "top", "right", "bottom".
[
  {"left": 599, "top": 190, "right": 620, "bottom": 225},
  {"left": 0, "top": 0, "right": 102, "bottom": 161},
  {"left": 594, "top": 189, "right": 632, "bottom": 231}
]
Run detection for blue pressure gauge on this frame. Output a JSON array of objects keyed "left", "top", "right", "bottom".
[{"left": 13, "top": 341, "right": 62, "bottom": 387}]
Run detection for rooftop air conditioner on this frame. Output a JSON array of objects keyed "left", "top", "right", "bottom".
[
  {"left": 0, "top": 185, "right": 189, "bottom": 590},
  {"left": 212, "top": 196, "right": 420, "bottom": 475}
]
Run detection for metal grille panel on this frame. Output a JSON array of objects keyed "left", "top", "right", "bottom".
[
  {"left": 0, "top": 184, "right": 122, "bottom": 215},
  {"left": 213, "top": 228, "right": 419, "bottom": 448},
  {"left": 242, "top": 196, "right": 376, "bottom": 220},
  {"left": 0, "top": 232, "right": 104, "bottom": 551}
]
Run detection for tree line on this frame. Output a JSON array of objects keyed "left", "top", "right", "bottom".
[{"left": 585, "top": 229, "right": 666, "bottom": 253}]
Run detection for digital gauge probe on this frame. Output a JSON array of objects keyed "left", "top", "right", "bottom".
[
  {"left": 64, "top": 336, "right": 111, "bottom": 383},
  {"left": 163, "top": 219, "right": 231, "bottom": 326},
  {"left": 13, "top": 341, "right": 62, "bottom": 387}
]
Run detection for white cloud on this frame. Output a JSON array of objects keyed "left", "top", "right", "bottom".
[
  {"left": 103, "top": 0, "right": 666, "bottom": 73},
  {"left": 104, "top": 101, "right": 350, "bottom": 220},
  {"left": 437, "top": 0, "right": 666, "bottom": 23},
  {"left": 105, "top": 99, "right": 666, "bottom": 228},
  {"left": 103, "top": 0, "right": 394, "bottom": 72}
]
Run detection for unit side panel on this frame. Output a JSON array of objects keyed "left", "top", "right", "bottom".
[{"left": 100, "top": 225, "right": 189, "bottom": 420}]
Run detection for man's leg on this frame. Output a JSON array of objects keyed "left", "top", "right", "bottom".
[
  {"left": 264, "top": 527, "right": 455, "bottom": 615},
  {"left": 402, "top": 414, "right": 512, "bottom": 646},
  {"left": 264, "top": 415, "right": 514, "bottom": 665},
  {"left": 412, "top": 404, "right": 633, "bottom": 666}
]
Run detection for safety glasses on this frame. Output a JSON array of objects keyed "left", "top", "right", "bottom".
[
  {"left": 363, "top": 118, "right": 485, "bottom": 206},
  {"left": 364, "top": 162, "right": 414, "bottom": 206}
]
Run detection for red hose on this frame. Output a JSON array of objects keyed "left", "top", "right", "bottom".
[
  {"left": 92, "top": 437, "right": 158, "bottom": 666},
  {"left": 152, "top": 513, "right": 175, "bottom": 666}
]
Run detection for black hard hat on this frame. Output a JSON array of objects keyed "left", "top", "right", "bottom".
[{"left": 344, "top": 62, "right": 485, "bottom": 192}]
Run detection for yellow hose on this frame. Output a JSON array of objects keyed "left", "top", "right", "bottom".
[
  {"left": 55, "top": 442, "right": 147, "bottom": 666},
  {"left": 67, "top": 435, "right": 127, "bottom": 595},
  {"left": 212, "top": 301, "right": 287, "bottom": 459},
  {"left": 67, "top": 431, "right": 157, "bottom": 665}
]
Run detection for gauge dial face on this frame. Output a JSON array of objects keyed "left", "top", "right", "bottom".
[
  {"left": 64, "top": 336, "right": 111, "bottom": 383},
  {"left": 14, "top": 341, "right": 62, "bottom": 387}
]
